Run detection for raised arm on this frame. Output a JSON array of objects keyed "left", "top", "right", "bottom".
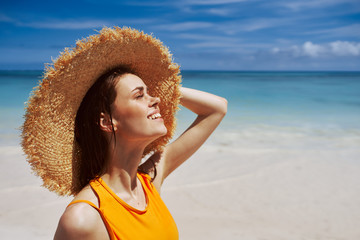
[{"left": 150, "top": 87, "right": 227, "bottom": 190}]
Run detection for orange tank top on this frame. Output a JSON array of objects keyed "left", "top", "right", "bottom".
[{"left": 68, "top": 173, "right": 178, "bottom": 240}]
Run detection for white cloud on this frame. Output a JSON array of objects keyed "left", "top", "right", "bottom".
[
  {"left": 187, "top": 41, "right": 240, "bottom": 48},
  {"left": 19, "top": 20, "right": 109, "bottom": 29},
  {"left": 206, "top": 7, "right": 233, "bottom": 16},
  {"left": 242, "top": 19, "right": 281, "bottom": 31},
  {"left": 330, "top": 41, "right": 360, "bottom": 56},
  {"left": 155, "top": 22, "right": 214, "bottom": 31},
  {"left": 271, "top": 47, "right": 280, "bottom": 54},
  {"left": 0, "top": 14, "right": 14, "bottom": 23},
  {"left": 272, "top": 41, "right": 360, "bottom": 58},
  {"left": 280, "top": 0, "right": 357, "bottom": 11},
  {"left": 303, "top": 41, "right": 325, "bottom": 57},
  {"left": 125, "top": 0, "right": 248, "bottom": 7},
  {"left": 305, "top": 24, "right": 360, "bottom": 38},
  {"left": 177, "top": 33, "right": 272, "bottom": 52},
  {"left": 4, "top": 17, "right": 159, "bottom": 30},
  {"left": 183, "top": 0, "right": 248, "bottom": 5},
  {"left": 217, "top": 18, "right": 294, "bottom": 34},
  {"left": 177, "top": 33, "right": 239, "bottom": 42},
  {"left": 0, "top": 14, "right": 111, "bottom": 29}
]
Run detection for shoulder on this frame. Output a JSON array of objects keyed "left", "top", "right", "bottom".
[
  {"left": 54, "top": 202, "right": 102, "bottom": 239},
  {"left": 54, "top": 186, "right": 109, "bottom": 240}
]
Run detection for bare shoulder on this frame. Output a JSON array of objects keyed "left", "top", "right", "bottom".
[{"left": 54, "top": 186, "right": 109, "bottom": 240}]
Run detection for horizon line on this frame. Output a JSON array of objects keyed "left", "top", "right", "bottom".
[{"left": 1, "top": 69, "right": 360, "bottom": 73}]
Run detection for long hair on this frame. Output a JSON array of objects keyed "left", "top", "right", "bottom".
[{"left": 74, "top": 66, "right": 135, "bottom": 193}]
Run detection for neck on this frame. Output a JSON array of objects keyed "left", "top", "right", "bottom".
[{"left": 101, "top": 137, "right": 148, "bottom": 194}]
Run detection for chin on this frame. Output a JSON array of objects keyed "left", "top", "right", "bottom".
[
  {"left": 153, "top": 127, "right": 168, "bottom": 140},
  {"left": 160, "top": 126, "right": 168, "bottom": 136}
]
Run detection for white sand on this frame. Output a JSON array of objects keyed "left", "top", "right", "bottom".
[{"left": 1, "top": 127, "right": 360, "bottom": 239}]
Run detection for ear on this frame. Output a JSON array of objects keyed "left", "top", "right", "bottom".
[{"left": 99, "top": 112, "right": 117, "bottom": 132}]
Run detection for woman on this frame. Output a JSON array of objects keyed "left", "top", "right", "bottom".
[{"left": 22, "top": 27, "right": 227, "bottom": 239}]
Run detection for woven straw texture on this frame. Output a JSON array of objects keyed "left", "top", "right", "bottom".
[{"left": 21, "top": 27, "right": 182, "bottom": 196}]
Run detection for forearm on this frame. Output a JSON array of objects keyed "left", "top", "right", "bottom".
[
  {"left": 180, "top": 87, "right": 228, "bottom": 117},
  {"left": 157, "top": 87, "right": 227, "bottom": 183}
]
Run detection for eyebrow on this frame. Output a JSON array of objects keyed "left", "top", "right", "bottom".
[{"left": 131, "top": 86, "right": 147, "bottom": 93}]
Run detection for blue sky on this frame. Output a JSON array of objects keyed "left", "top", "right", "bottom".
[{"left": 1, "top": 0, "right": 360, "bottom": 71}]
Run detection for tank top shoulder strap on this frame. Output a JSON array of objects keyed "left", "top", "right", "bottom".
[
  {"left": 67, "top": 200, "right": 116, "bottom": 240},
  {"left": 68, "top": 199, "right": 98, "bottom": 208}
]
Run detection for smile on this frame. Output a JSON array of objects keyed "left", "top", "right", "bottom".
[{"left": 147, "top": 113, "right": 162, "bottom": 120}]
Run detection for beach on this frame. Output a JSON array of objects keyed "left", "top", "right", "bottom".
[{"left": 1, "top": 71, "right": 360, "bottom": 239}]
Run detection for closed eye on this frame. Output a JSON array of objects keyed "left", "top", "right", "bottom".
[
  {"left": 132, "top": 86, "right": 148, "bottom": 99},
  {"left": 135, "top": 93, "right": 144, "bottom": 99}
]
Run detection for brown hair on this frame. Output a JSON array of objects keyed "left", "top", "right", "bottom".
[{"left": 74, "top": 66, "right": 135, "bottom": 193}]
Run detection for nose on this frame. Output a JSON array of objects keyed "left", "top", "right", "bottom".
[{"left": 149, "top": 96, "right": 160, "bottom": 107}]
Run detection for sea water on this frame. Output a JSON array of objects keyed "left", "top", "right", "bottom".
[
  {"left": 0, "top": 70, "right": 42, "bottom": 147},
  {"left": 1, "top": 70, "right": 360, "bottom": 151},
  {"left": 178, "top": 71, "right": 360, "bottom": 151},
  {"left": 179, "top": 71, "right": 360, "bottom": 128}
]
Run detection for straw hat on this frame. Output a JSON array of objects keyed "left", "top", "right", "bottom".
[{"left": 21, "top": 26, "right": 182, "bottom": 196}]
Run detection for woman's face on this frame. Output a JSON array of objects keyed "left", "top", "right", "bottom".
[{"left": 109, "top": 73, "right": 167, "bottom": 143}]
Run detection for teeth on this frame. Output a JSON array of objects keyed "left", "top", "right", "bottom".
[{"left": 148, "top": 113, "right": 161, "bottom": 120}]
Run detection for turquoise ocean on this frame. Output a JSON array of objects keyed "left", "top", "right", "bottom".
[{"left": 1, "top": 70, "right": 360, "bottom": 150}]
